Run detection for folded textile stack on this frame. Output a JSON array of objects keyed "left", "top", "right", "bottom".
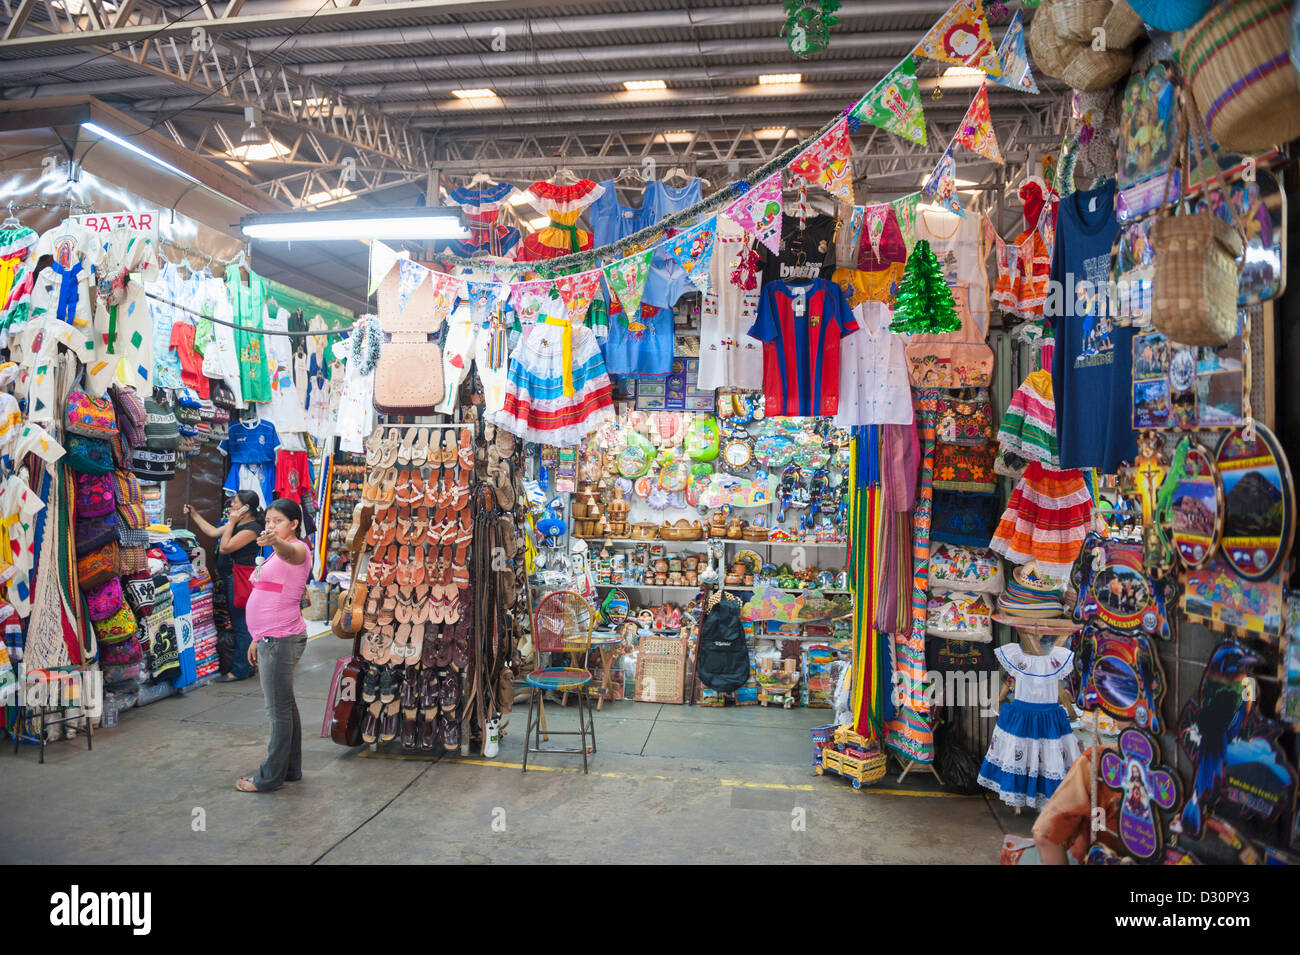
[{"left": 996, "top": 562, "right": 1068, "bottom": 618}]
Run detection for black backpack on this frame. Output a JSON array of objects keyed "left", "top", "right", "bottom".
[{"left": 696, "top": 597, "right": 750, "bottom": 692}]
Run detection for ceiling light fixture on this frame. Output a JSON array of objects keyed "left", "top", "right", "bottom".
[
  {"left": 660, "top": 130, "right": 694, "bottom": 143},
  {"left": 240, "top": 106, "right": 270, "bottom": 147},
  {"left": 80, "top": 122, "right": 200, "bottom": 184},
  {"left": 451, "top": 88, "right": 497, "bottom": 99},
  {"left": 755, "top": 126, "right": 790, "bottom": 139},
  {"left": 240, "top": 207, "right": 468, "bottom": 241},
  {"left": 758, "top": 73, "right": 802, "bottom": 85},
  {"left": 623, "top": 79, "right": 667, "bottom": 91}
]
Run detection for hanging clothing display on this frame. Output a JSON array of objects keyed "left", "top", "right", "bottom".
[
  {"left": 748, "top": 277, "right": 858, "bottom": 417},
  {"left": 517, "top": 180, "right": 605, "bottom": 261},
  {"left": 88, "top": 227, "right": 159, "bottom": 395},
  {"left": 698, "top": 218, "right": 762, "bottom": 392},
  {"left": 759, "top": 213, "right": 838, "bottom": 285},
  {"left": 992, "top": 177, "right": 1057, "bottom": 319},
  {"left": 444, "top": 182, "right": 521, "bottom": 259},
  {"left": 999, "top": 368, "right": 1058, "bottom": 466},
  {"left": 833, "top": 301, "right": 913, "bottom": 427},
  {"left": 490, "top": 319, "right": 615, "bottom": 445},
  {"left": 226, "top": 264, "right": 272, "bottom": 404},
  {"left": 988, "top": 461, "right": 1092, "bottom": 581}
]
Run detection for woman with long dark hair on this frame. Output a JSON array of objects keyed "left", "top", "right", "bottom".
[
  {"left": 236, "top": 498, "right": 313, "bottom": 793},
  {"left": 185, "top": 490, "right": 263, "bottom": 681}
]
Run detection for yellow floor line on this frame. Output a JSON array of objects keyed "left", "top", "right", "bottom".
[{"left": 355, "top": 748, "right": 978, "bottom": 796}]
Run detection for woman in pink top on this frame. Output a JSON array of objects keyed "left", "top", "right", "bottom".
[{"left": 236, "top": 498, "right": 313, "bottom": 793}]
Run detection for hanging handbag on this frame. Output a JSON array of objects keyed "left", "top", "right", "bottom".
[
  {"left": 935, "top": 389, "right": 994, "bottom": 446},
  {"left": 1148, "top": 79, "right": 1247, "bottom": 346},
  {"left": 143, "top": 395, "right": 181, "bottom": 450},
  {"left": 903, "top": 285, "right": 995, "bottom": 388},
  {"left": 66, "top": 435, "right": 116, "bottom": 475},
  {"left": 373, "top": 269, "right": 447, "bottom": 415},
  {"left": 93, "top": 603, "right": 139, "bottom": 645},
  {"left": 111, "top": 384, "right": 148, "bottom": 448},
  {"left": 232, "top": 563, "right": 255, "bottom": 609},
  {"left": 930, "top": 490, "right": 1002, "bottom": 547},
  {"left": 65, "top": 390, "right": 119, "bottom": 439},
  {"left": 74, "top": 472, "right": 116, "bottom": 517},
  {"left": 932, "top": 441, "right": 998, "bottom": 494},
  {"left": 112, "top": 470, "right": 142, "bottom": 506},
  {"left": 75, "top": 514, "right": 118, "bottom": 556},
  {"left": 76, "top": 543, "right": 120, "bottom": 588},
  {"left": 928, "top": 543, "right": 1005, "bottom": 594},
  {"left": 85, "top": 577, "right": 125, "bottom": 621},
  {"left": 117, "top": 545, "right": 148, "bottom": 576}
]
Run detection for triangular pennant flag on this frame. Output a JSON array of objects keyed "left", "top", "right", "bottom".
[
  {"left": 395, "top": 257, "right": 428, "bottom": 313},
  {"left": 850, "top": 56, "right": 927, "bottom": 146},
  {"left": 787, "top": 118, "right": 854, "bottom": 203},
  {"left": 427, "top": 270, "right": 462, "bottom": 326},
  {"left": 862, "top": 202, "right": 894, "bottom": 260},
  {"left": 510, "top": 278, "right": 564, "bottom": 328},
  {"left": 955, "top": 81, "right": 1004, "bottom": 163},
  {"left": 988, "top": 9, "right": 1038, "bottom": 95},
  {"left": 368, "top": 240, "right": 402, "bottom": 297},
  {"left": 721, "top": 172, "right": 783, "bottom": 256},
  {"left": 666, "top": 216, "right": 718, "bottom": 293},
  {"left": 464, "top": 280, "right": 511, "bottom": 325},
  {"left": 555, "top": 268, "right": 604, "bottom": 325},
  {"left": 915, "top": 0, "right": 1003, "bottom": 78},
  {"left": 922, "top": 144, "right": 965, "bottom": 217},
  {"left": 603, "top": 248, "right": 653, "bottom": 320},
  {"left": 892, "top": 192, "right": 920, "bottom": 255}
]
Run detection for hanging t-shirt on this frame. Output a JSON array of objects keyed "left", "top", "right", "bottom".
[
  {"left": 916, "top": 208, "right": 991, "bottom": 326},
  {"left": 1049, "top": 179, "right": 1137, "bottom": 474},
  {"left": 227, "top": 265, "right": 272, "bottom": 404},
  {"left": 747, "top": 278, "right": 858, "bottom": 417},
  {"left": 603, "top": 302, "right": 675, "bottom": 377},
  {"left": 833, "top": 302, "right": 913, "bottom": 427},
  {"left": 220, "top": 418, "right": 279, "bottom": 465},
  {"left": 758, "top": 213, "right": 838, "bottom": 286},
  {"left": 169, "top": 320, "right": 210, "bottom": 399},
  {"left": 274, "top": 449, "right": 311, "bottom": 503},
  {"left": 698, "top": 226, "right": 762, "bottom": 392},
  {"left": 641, "top": 179, "right": 705, "bottom": 311}
]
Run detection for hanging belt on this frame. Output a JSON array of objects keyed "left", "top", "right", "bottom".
[{"left": 540, "top": 315, "right": 574, "bottom": 397}]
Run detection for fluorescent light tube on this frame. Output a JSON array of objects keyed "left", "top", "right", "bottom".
[
  {"left": 241, "top": 208, "right": 468, "bottom": 241},
  {"left": 81, "top": 122, "right": 199, "bottom": 184}
]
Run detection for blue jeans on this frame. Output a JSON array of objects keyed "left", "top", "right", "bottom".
[
  {"left": 229, "top": 602, "right": 254, "bottom": 680},
  {"left": 252, "top": 633, "right": 308, "bottom": 792}
]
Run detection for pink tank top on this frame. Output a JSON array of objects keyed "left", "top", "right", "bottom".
[{"left": 245, "top": 540, "right": 311, "bottom": 641}]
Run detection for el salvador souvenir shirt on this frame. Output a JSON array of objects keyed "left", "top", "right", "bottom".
[
  {"left": 1048, "top": 179, "right": 1138, "bottom": 473},
  {"left": 747, "top": 278, "right": 858, "bottom": 417}
]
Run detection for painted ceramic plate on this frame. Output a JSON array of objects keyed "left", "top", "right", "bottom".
[
  {"left": 1171, "top": 441, "right": 1224, "bottom": 570},
  {"left": 1215, "top": 423, "right": 1296, "bottom": 580}
]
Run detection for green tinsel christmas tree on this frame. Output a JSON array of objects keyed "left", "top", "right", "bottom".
[{"left": 888, "top": 238, "right": 961, "bottom": 334}]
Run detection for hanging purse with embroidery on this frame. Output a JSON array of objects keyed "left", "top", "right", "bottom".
[
  {"left": 65, "top": 390, "right": 119, "bottom": 439},
  {"left": 935, "top": 388, "right": 994, "bottom": 446}
]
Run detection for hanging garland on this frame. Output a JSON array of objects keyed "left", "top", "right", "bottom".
[{"left": 781, "top": 0, "right": 841, "bottom": 56}]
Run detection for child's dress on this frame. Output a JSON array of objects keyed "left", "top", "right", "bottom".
[
  {"left": 978, "top": 644, "right": 1081, "bottom": 809},
  {"left": 988, "top": 461, "right": 1091, "bottom": 581},
  {"left": 998, "top": 369, "right": 1059, "bottom": 467},
  {"left": 517, "top": 180, "right": 605, "bottom": 261},
  {"left": 490, "top": 320, "right": 615, "bottom": 446}
]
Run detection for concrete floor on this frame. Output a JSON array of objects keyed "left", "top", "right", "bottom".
[{"left": 1, "top": 625, "right": 1015, "bottom": 864}]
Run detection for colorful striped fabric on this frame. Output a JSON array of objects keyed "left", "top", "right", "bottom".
[
  {"left": 989, "top": 461, "right": 1092, "bottom": 581},
  {"left": 848, "top": 429, "right": 892, "bottom": 742},
  {"left": 885, "top": 390, "right": 937, "bottom": 765},
  {"left": 998, "top": 369, "right": 1058, "bottom": 466}
]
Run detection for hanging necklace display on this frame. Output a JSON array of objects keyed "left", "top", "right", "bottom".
[
  {"left": 1214, "top": 421, "right": 1295, "bottom": 581},
  {"left": 1170, "top": 438, "right": 1225, "bottom": 570},
  {"left": 1100, "top": 728, "right": 1183, "bottom": 862},
  {"left": 1175, "top": 640, "right": 1298, "bottom": 843}
]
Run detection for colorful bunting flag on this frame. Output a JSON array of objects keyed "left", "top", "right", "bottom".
[
  {"left": 721, "top": 172, "right": 783, "bottom": 255},
  {"left": 862, "top": 202, "right": 894, "bottom": 260},
  {"left": 916, "top": 0, "right": 1003, "bottom": 78},
  {"left": 510, "top": 278, "right": 564, "bottom": 328},
  {"left": 787, "top": 117, "right": 854, "bottom": 203},
  {"left": 955, "top": 81, "right": 1004, "bottom": 163},
  {"left": 922, "top": 143, "right": 965, "bottom": 218},
  {"left": 988, "top": 9, "right": 1038, "bottom": 94},
  {"left": 464, "top": 279, "right": 511, "bottom": 325},
  {"left": 603, "top": 249, "right": 653, "bottom": 320},
  {"left": 850, "top": 56, "right": 927, "bottom": 146},
  {"left": 428, "top": 270, "right": 462, "bottom": 326},
  {"left": 368, "top": 240, "right": 402, "bottom": 297},
  {"left": 554, "top": 267, "right": 604, "bottom": 325},
  {"left": 666, "top": 215, "right": 718, "bottom": 293},
  {"left": 892, "top": 192, "right": 920, "bottom": 255},
  {"left": 395, "top": 257, "right": 428, "bottom": 313}
]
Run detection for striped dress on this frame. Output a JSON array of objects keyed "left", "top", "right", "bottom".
[
  {"left": 998, "top": 369, "right": 1058, "bottom": 466},
  {"left": 989, "top": 461, "right": 1092, "bottom": 581},
  {"left": 490, "top": 320, "right": 616, "bottom": 447}
]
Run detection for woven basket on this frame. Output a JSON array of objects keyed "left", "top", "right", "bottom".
[
  {"left": 1150, "top": 214, "right": 1244, "bottom": 346},
  {"left": 1176, "top": 0, "right": 1300, "bottom": 152},
  {"left": 1060, "top": 45, "right": 1133, "bottom": 90},
  {"left": 1102, "top": 0, "right": 1147, "bottom": 49},
  {"left": 1052, "top": 0, "right": 1114, "bottom": 43},
  {"left": 1029, "top": 4, "right": 1083, "bottom": 79}
]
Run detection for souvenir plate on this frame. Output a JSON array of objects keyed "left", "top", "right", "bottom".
[
  {"left": 1171, "top": 441, "right": 1224, "bottom": 570},
  {"left": 1215, "top": 423, "right": 1295, "bottom": 581}
]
